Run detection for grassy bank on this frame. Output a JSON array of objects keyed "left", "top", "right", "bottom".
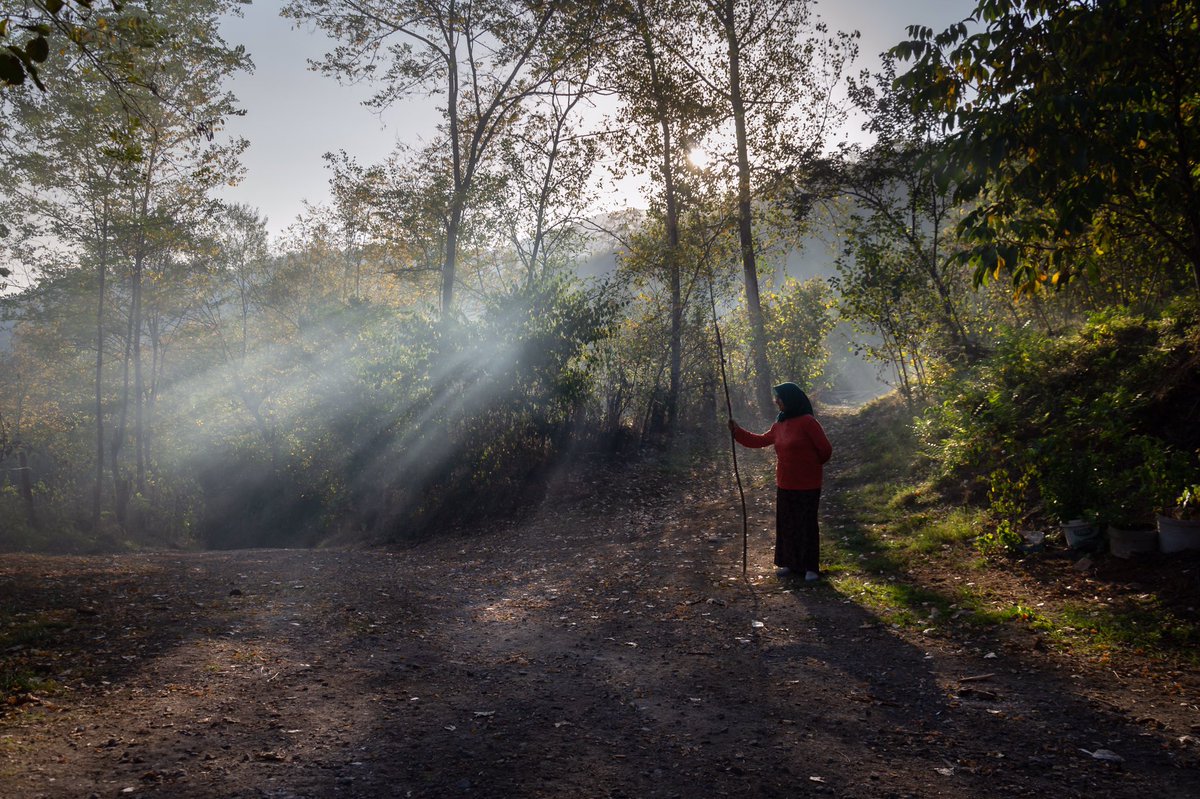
[{"left": 821, "top": 391, "right": 1200, "bottom": 669}]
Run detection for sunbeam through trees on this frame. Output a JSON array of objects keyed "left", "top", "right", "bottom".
[{"left": 2, "top": 2, "right": 1200, "bottom": 794}]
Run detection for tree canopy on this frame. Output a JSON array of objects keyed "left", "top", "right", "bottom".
[{"left": 894, "top": 0, "right": 1200, "bottom": 293}]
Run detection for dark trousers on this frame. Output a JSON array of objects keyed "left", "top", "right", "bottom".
[{"left": 776, "top": 487, "right": 821, "bottom": 573}]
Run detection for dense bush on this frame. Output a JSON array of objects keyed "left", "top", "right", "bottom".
[
  {"left": 194, "top": 279, "right": 620, "bottom": 546},
  {"left": 0, "top": 272, "right": 620, "bottom": 550},
  {"left": 921, "top": 299, "right": 1200, "bottom": 528}
]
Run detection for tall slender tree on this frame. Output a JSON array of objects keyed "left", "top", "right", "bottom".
[
  {"left": 497, "top": 75, "right": 601, "bottom": 289},
  {"left": 830, "top": 60, "right": 981, "bottom": 366},
  {"left": 661, "top": 0, "right": 857, "bottom": 413},
  {"left": 285, "top": 0, "right": 606, "bottom": 317},
  {"left": 1, "top": 0, "right": 250, "bottom": 532},
  {"left": 603, "top": 0, "right": 716, "bottom": 438}
]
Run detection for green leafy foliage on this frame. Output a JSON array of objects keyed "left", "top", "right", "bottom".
[
  {"left": 118, "top": 275, "right": 617, "bottom": 548},
  {"left": 922, "top": 301, "right": 1200, "bottom": 528},
  {"left": 975, "top": 518, "right": 1022, "bottom": 558},
  {"left": 894, "top": 0, "right": 1200, "bottom": 292},
  {"left": 1175, "top": 484, "right": 1200, "bottom": 520},
  {"left": 0, "top": 2, "right": 151, "bottom": 91},
  {"left": 761, "top": 277, "right": 834, "bottom": 389}
]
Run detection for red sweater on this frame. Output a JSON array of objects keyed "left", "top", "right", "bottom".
[{"left": 733, "top": 415, "right": 832, "bottom": 490}]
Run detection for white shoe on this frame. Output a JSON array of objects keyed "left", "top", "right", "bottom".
[{"left": 804, "top": 571, "right": 820, "bottom": 582}]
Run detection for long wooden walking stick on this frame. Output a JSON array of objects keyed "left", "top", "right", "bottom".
[{"left": 708, "top": 278, "right": 749, "bottom": 575}]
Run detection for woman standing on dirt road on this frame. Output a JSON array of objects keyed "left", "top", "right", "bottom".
[{"left": 729, "top": 383, "right": 832, "bottom": 581}]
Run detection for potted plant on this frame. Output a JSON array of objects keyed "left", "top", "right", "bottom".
[
  {"left": 1038, "top": 456, "right": 1101, "bottom": 550},
  {"left": 1099, "top": 463, "right": 1156, "bottom": 556},
  {"left": 1062, "top": 516, "right": 1100, "bottom": 550},
  {"left": 1157, "top": 485, "right": 1200, "bottom": 554},
  {"left": 1107, "top": 521, "right": 1159, "bottom": 558}
]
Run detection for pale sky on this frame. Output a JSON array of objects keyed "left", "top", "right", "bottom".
[{"left": 216, "top": 0, "right": 978, "bottom": 240}]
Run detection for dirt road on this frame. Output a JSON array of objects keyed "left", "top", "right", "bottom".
[{"left": 2, "top": 425, "right": 1199, "bottom": 797}]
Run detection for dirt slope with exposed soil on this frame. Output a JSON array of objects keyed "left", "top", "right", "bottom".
[{"left": 2, "top": 408, "right": 1198, "bottom": 798}]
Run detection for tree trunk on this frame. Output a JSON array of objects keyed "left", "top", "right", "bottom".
[
  {"left": 923, "top": 179, "right": 978, "bottom": 361},
  {"left": 145, "top": 313, "right": 162, "bottom": 481},
  {"left": 92, "top": 215, "right": 109, "bottom": 533},
  {"left": 667, "top": 203, "right": 682, "bottom": 438},
  {"left": 132, "top": 248, "right": 146, "bottom": 496},
  {"left": 658, "top": 98, "right": 682, "bottom": 440},
  {"left": 441, "top": 195, "right": 464, "bottom": 318},
  {"left": 722, "top": 0, "right": 773, "bottom": 415},
  {"left": 636, "top": 0, "right": 683, "bottom": 441},
  {"left": 17, "top": 447, "right": 38, "bottom": 531},
  {"left": 112, "top": 280, "right": 134, "bottom": 530},
  {"left": 130, "top": 158, "right": 155, "bottom": 500}
]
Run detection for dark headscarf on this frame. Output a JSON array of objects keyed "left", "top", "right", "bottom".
[{"left": 773, "top": 382, "right": 813, "bottom": 422}]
